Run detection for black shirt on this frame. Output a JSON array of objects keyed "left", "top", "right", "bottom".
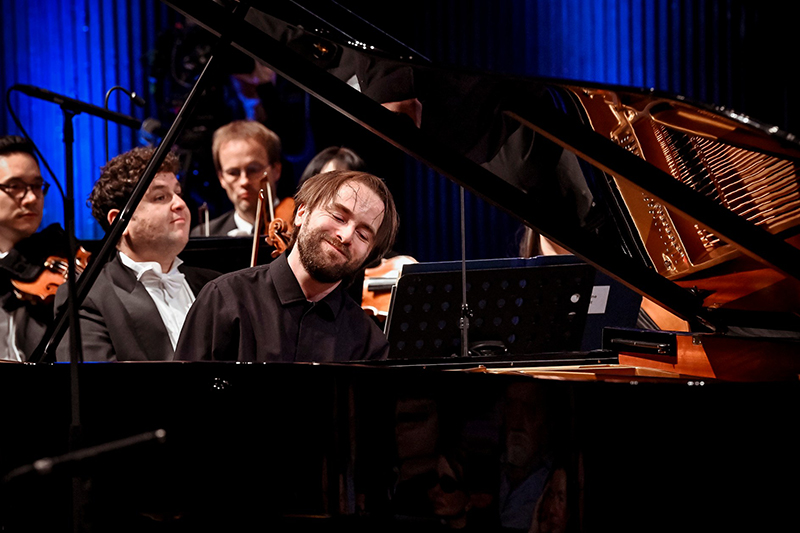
[{"left": 175, "top": 253, "right": 388, "bottom": 362}]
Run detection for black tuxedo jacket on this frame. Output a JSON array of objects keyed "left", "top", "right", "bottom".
[{"left": 54, "top": 253, "right": 219, "bottom": 362}]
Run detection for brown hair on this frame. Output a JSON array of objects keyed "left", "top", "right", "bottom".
[
  {"left": 292, "top": 170, "right": 399, "bottom": 268},
  {"left": 211, "top": 120, "right": 281, "bottom": 172},
  {"left": 89, "top": 146, "right": 179, "bottom": 230}
]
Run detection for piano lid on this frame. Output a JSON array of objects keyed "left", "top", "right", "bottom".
[{"left": 163, "top": 0, "right": 800, "bottom": 333}]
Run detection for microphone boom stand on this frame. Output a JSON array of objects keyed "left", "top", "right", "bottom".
[
  {"left": 61, "top": 107, "right": 87, "bottom": 533},
  {"left": 25, "top": 2, "right": 252, "bottom": 530}
]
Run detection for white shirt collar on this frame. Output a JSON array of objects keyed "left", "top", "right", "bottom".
[
  {"left": 118, "top": 252, "right": 183, "bottom": 280},
  {"left": 229, "top": 211, "right": 254, "bottom": 237}
]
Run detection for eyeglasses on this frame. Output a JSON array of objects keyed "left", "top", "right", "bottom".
[
  {"left": 221, "top": 165, "right": 269, "bottom": 182},
  {"left": 0, "top": 181, "right": 50, "bottom": 200}
]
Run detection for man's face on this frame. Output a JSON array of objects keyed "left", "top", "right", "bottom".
[
  {"left": 121, "top": 172, "right": 190, "bottom": 258},
  {"left": 0, "top": 152, "right": 44, "bottom": 250},
  {"left": 294, "top": 180, "right": 384, "bottom": 283},
  {"left": 217, "top": 138, "right": 281, "bottom": 220}
]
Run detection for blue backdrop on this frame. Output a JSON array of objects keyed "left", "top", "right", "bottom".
[{"left": 2, "top": 0, "right": 797, "bottom": 262}]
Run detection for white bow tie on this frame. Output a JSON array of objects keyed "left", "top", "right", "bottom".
[{"left": 140, "top": 269, "right": 186, "bottom": 297}]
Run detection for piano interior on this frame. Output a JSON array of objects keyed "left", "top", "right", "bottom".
[{"left": 3, "top": 1, "right": 800, "bottom": 531}]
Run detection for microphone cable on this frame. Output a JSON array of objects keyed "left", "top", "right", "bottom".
[
  {"left": 103, "top": 85, "right": 145, "bottom": 163},
  {"left": 4, "top": 86, "right": 66, "bottom": 205}
]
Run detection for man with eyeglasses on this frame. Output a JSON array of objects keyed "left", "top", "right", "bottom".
[
  {"left": 190, "top": 120, "right": 284, "bottom": 237},
  {"left": 0, "top": 135, "right": 65, "bottom": 361}
]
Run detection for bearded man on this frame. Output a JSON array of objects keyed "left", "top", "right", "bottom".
[{"left": 175, "top": 170, "right": 399, "bottom": 362}]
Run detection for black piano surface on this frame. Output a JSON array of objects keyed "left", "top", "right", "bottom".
[{"left": 3, "top": 361, "right": 800, "bottom": 532}]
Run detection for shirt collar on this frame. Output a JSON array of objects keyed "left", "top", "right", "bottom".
[
  {"left": 232, "top": 211, "right": 254, "bottom": 235},
  {"left": 270, "top": 253, "right": 344, "bottom": 319},
  {"left": 119, "top": 251, "right": 183, "bottom": 281}
]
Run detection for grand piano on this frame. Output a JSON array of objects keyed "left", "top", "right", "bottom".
[{"left": 3, "top": 1, "right": 800, "bottom": 531}]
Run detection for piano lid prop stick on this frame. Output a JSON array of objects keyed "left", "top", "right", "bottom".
[{"left": 459, "top": 186, "right": 471, "bottom": 357}]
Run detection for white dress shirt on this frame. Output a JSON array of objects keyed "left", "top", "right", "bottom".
[
  {"left": 118, "top": 252, "right": 195, "bottom": 351},
  {"left": 227, "top": 212, "right": 254, "bottom": 237},
  {"left": 0, "top": 249, "right": 23, "bottom": 362}
]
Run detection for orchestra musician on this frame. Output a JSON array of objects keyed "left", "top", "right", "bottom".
[
  {"left": 0, "top": 135, "right": 65, "bottom": 361},
  {"left": 190, "top": 119, "right": 289, "bottom": 237},
  {"left": 299, "top": 146, "right": 367, "bottom": 185},
  {"left": 54, "top": 146, "right": 219, "bottom": 362},
  {"left": 175, "top": 169, "right": 399, "bottom": 362}
]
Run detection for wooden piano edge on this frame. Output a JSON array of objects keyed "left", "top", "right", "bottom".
[{"left": 458, "top": 330, "right": 800, "bottom": 383}]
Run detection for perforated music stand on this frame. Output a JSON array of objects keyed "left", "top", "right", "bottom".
[{"left": 385, "top": 258, "right": 596, "bottom": 360}]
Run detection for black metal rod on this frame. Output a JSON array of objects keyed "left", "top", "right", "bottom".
[
  {"left": 459, "top": 187, "right": 470, "bottom": 358},
  {"left": 61, "top": 106, "right": 85, "bottom": 533},
  {"left": 13, "top": 84, "right": 140, "bottom": 130}
]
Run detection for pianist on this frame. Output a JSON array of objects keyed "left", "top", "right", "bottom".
[
  {"left": 190, "top": 120, "right": 284, "bottom": 237},
  {"left": 175, "top": 169, "right": 398, "bottom": 362},
  {"left": 54, "top": 147, "right": 219, "bottom": 362}
]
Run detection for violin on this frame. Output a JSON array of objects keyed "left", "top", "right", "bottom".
[
  {"left": 11, "top": 247, "right": 92, "bottom": 304},
  {"left": 251, "top": 174, "right": 294, "bottom": 266},
  {"left": 266, "top": 197, "right": 295, "bottom": 255},
  {"left": 361, "top": 255, "right": 417, "bottom": 321}
]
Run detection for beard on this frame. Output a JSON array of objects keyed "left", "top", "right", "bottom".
[{"left": 296, "top": 226, "right": 362, "bottom": 283}]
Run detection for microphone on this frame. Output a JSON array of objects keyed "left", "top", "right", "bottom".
[
  {"left": 105, "top": 85, "right": 145, "bottom": 109},
  {"left": 12, "top": 84, "right": 141, "bottom": 129},
  {"left": 129, "top": 92, "right": 146, "bottom": 108}
]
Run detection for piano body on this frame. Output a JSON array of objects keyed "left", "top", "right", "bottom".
[{"left": 4, "top": 1, "right": 800, "bottom": 531}]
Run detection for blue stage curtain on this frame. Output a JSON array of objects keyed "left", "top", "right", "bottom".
[{"left": 1, "top": 0, "right": 169, "bottom": 240}]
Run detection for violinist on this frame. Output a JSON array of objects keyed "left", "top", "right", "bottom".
[
  {"left": 175, "top": 169, "right": 399, "bottom": 362},
  {"left": 190, "top": 120, "right": 291, "bottom": 237},
  {"left": 0, "top": 135, "right": 66, "bottom": 361}
]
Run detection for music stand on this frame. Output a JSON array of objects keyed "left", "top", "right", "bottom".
[{"left": 385, "top": 258, "right": 596, "bottom": 360}]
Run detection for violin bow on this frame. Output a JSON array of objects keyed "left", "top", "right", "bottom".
[{"left": 249, "top": 172, "right": 270, "bottom": 267}]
